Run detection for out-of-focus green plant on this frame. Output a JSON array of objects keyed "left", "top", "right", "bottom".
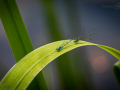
[
  {"left": 113, "top": 61, "right": 120, "bottom": 87},
  {"left": 39, "top": 0, "right": 90, "bottom": 89}
]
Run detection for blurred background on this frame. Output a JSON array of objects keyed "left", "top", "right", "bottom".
[{"left": 0, "top": 0, "right": 120, "bottom": 90}]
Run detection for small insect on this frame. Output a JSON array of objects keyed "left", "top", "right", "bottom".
[
  {"left": 56, "top": 39, "right": 72, "bottom": 52},
  {"left": 73, "top": 28, "right": 95, "bottom": 43},
  {"left": 74, "top": 37, "right": 92, "bottom": 43}
]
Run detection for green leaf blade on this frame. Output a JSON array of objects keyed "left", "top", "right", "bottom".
[
  {"left": 96, "top": 45, "right": 120, "bottom": 60},
  {"left": 113, "top": 61, "right": 120, "bottom": 86},
  {"left": 0, "top": 40, "right": 119, "bottom": 89},
  {"left": 0, "top": 0, "right": 34, "bottom": 61},
  {"left": 0, "top": 0, "right": 47, "bottom": 89}
]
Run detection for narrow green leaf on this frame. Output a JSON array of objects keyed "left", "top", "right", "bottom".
[
  {"left": 0, "top": 0, "right": 47, "bottom": 89},
  {"left": 96, "top": 45, "right": 120, "bottom": 60},
  {"left": 0, "top": 0, "right": 34, "bottom": 61},
  {"left": 0, "top": 40, "right": 119, "bottom": 90}
]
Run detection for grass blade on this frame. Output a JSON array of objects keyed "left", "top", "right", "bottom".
[
  {"left": 0, "top": 0, "right": 34, "bottom": 61},
  {"left": 0, "top": 0, "right": 47, "bottom": 89},
  {"left": 0, "top": 40, "right": 119, "bottom": 89}
]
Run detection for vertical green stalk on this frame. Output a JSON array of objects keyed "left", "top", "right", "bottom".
[
  {"left": 40, "top": 0, "right": 79, "bottom": 89},
  {"left": 63, "top": 0, "right": 94, "bottom": 89},
  {"left": 0, "top": 0, "right": 47, "bottom": 89}
]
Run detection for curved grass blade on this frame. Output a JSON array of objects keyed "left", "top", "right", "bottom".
[{"left": 0, "top": 40, "right": 119, "bottom": 90}]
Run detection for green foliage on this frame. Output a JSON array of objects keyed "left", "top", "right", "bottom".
[
  {"left": 0, "top": 0, "right": 33, "bottom": 61},
  {"left": 113, "top": 61, "right": 120, "bottom": 86},
  {"left": 0, "top": 0, "right": 47, "bottom": 89},
  {"left": 0, "top": 40, "right": 119, "bottom": 89}
]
